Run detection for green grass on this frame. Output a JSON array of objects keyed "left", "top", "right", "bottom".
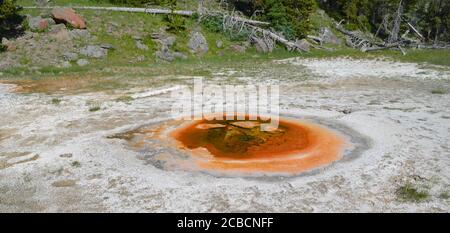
[
  {"left": 439, "top": 192, "right": 449, "bottom": 199},
  {"left": 2, "top": 46, "right": 448, "bottom": 94},
  {"left": 89, "top": 106, "right": 101, "bottom": 112},
  {"left": 396, "top": 184, "right": 429, "bottom": 202},
  {"left": 431, "top": 87, "right": 448, "bottom": 94},
  {"left": 298, "top": 47, "right": 450, "bottom": 67},
  {"left": 115, "top": 95, "right": 134, "bottom": 102},
  {"left": 51, "top": 98, "right": 62, "bottom": 104},
  {"left": 71, "top": 161, "right": 81, "bottom": 167}
]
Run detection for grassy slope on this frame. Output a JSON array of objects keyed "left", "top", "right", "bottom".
[
  {"left": 1, "top": 1, "right": 449, "bottom": 84},
  {"left": 17, "top": 0, "right": 205, "bottom": 10}
]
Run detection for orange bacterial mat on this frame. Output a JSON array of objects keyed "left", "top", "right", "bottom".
[{"left": 169, "top": 116, "right": 349, "bottom": 175}]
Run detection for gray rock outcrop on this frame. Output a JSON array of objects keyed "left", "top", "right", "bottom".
[
  {"left": 76, "top": 59, "right": 89, "bottom": 66},
  {"left": 79, "top": 45, "right": 108, "bottom": 59},
  {"left": 319, "top": 27, "right": 341, "bottom": 45},
  {"left": 188, "top": 31, "right": 208, "bottom": 55}
]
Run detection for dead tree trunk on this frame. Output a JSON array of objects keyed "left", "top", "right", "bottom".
[
  {"left": 388, "top": 0, "right": 403, "bottom": 44},
  {"left": 246, "top": 24, "right": 308, "bottom": 52},
  {"left": 404, "top": 20, "right": 424, "bottom": 40}
]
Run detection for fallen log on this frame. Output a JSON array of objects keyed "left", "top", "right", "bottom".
[
  {"left": 361, "top": 43, "right": 401, "bottom": 52},
  {"left": 398, "top": 45, "right": 407, "bottom": 55},
  {"left": 207, "top": 11, "right": 270, "bottom": 25},
  {"left": 307, "top": 35, "right": 323, "bottom": 44},
  {"left": 216, "top": 11, "right": 307, "bottom": 52},
  {"left": 335, "top": 23, "right": 384, "bottom": 48},
  {"left": 23, "top": 6, "right": 270, "bottom": 26},
  {"left": 24, "top": 6, "right": 194, "bottom": 15},
  {"left": 246, "top": 24, "right": 309, "bottom": 52},
  {"left": 403, "top": 19, "right": 424, "bottom": 40},
  {"left": 417, "top": 44, "right": 450, "bottom": 50}
]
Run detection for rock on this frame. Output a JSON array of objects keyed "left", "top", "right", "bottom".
[
  {"left": 49, "top": 23, "right": 66, "bottom": 33},
  {"left": 161, "top": 36, "right": 176, "bottom": 47},
  {"left": 69, "top": 29, "right": 90, "bottom": 39},
  {"left": 188, "top": 31, "right": 208, "bottom": 55},
  {"left": 319, "top": 27, "right": 341, "bottom": 45},
  {"left": 62, "top": 52, "right": 78, "bottom": 62},
  {"left": 152, "top": 33, "right": 184, "bottom": 62},
  {"left": 59, "top": 61, "right": 72, "bottom": 68},
  {"left": 46, "top": 18, "right": 56, "bottom": 26},
  {"left": 152, "top": 34, "right": 176, "bottom": 48},
  {"left": 54, "top": 29, "right": 71, "bottom": 41},
  {"left": 135, "top": 40, "right": 148, "bottom": 51},
  {"left": 253, "top": 37, "right": 272, "bottom": 53},
  {"left": 136, "top": 55, "right": 145, "bottom": 62},
  {"left": 76, "top": 59, "right": 89, "bottom": 66},
  {"left": 49, "top": 24, "right": 70, "bottom": 41},
  {"left": 172, "top": 51, "right": 188, "bottom": 60},
  {"left": 228, "top": 44, "right": 246, "bottom": 53},
  {"left": 216, "top": 40, "right": 223, "bottom": 48},
  {"left": 295, "top": 39, "right": 311, "bottom": 52},
  {"left": 155, "top": 50, "right": 174, "bottom": 62},
  {"left": 59, "top": 153, "right": 73, "bottom": 158},
  {"left": 51, "top": 8, "right": 86, "bottom": 29},
  {"left": 79, "top": 45, "right": 108, "bottom": 59},
  {"left": 155, "top": 44, "right": 187, "bottom": 62},
  {"left": 21, "top": 31, "right": 34, "bottom": 40},
  {"left": 1, "top": 38, "right": 16, "bottom": 51},
  {"left": 340, "top": 109, "right": 352, "bottom": 114},
  {"left": 28, "top": 16, "right": 49, "bottom": 31},
  {"left": 106, "top": 22, "right": 119, "bottom": 36}
]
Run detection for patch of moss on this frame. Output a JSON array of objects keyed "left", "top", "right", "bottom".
[
  {"left": 51, "top": 98, "right": 61, "bottom": 105},
  {"left": 439, "top": 192, "right": 449, "bottom": 199},
  {"left": 89, "top": 106, "right": 101, "bottom": 112},
  {"left": 396, "top": 183, "right": 429, "bottom": 202},
  {"left": 115, "top": 95, "right": 134, "bottom": 102},
  {"left": 71, "top": 161, "right": 81, "bottom": 167},
  {"left": 431, "top": 88, "right": 447, "bottom": 95}
]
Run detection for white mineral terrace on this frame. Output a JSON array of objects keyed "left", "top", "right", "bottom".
[{"left": 0, "top": 58, "right": 449, "bottom": 212}]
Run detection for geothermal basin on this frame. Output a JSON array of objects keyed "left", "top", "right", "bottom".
[
  {"left": 1, "top": 58, "right": 449, "bottom": 212},
  {"left": 112, "top": 115, "right": 360, "bottom": 177}
]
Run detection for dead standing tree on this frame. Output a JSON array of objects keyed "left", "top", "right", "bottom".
[
  {"left": 351, "top": 0, "right": 449, "bottom": 53},
  {"left": 339, "top": 0, "right": 409, "bottom": 55},
  {"left": 388, "top": 0, "right": 403, "bottom": 44}
]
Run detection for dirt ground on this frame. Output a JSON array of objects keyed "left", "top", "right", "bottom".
[{"left": 0, "top": 58, "right": 449, "bottom": 212}]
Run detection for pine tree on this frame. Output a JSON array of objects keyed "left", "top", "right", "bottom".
[
  {"left": 250, "top": 0, "right": 316, "bottom": 39},
  {"left": 0, "top": 0, "right": 24, "bottom": 39}
]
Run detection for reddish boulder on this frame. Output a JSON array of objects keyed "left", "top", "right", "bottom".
[{"left": 51, "top": 8, "right": 86, "bottom": 29}]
